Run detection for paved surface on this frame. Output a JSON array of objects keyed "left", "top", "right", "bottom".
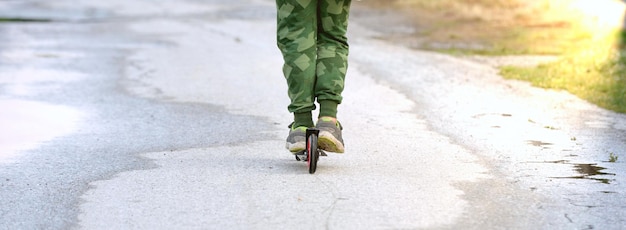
[{"left": 0, "top": 0, "right": 625, "bottom": 229}]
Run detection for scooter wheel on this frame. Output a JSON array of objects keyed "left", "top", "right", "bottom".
[{"left": 307, "top": 132, "right": 319, "bottom": 174}]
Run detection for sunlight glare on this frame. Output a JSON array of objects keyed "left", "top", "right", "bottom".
[
  {"left": 0, "top": 100, "right": 83, "bottom": 163},
  {"left": 567, "top": 0, "right": 626, "bottom": 31}
]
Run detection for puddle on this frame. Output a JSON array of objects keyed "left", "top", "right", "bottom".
[
  {"left": 526, "top": 140, "right": 553, "bottom": 147},
  {"left": 0, "top": 99, "right": 83, "bottom": 163},
  {"left": 556, "top": 164, "right": 617, "bottom": 184},
  {"left": 472, "top": 113, "right": 513, "bottom": 118},
  {"left": 527, "top": 160, "right": 617, "bottom": 184}
]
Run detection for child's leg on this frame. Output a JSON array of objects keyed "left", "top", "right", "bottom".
[
  {"left": 276, "top": 0, "right": 319, "bottom": 128},
  {"left": 315, "top": 0, "right": 351, "bottom": 119}
]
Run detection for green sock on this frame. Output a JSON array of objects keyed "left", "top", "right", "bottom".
[
  {"left": 319, "top": 100, "right": 338, "bottom": 118},
  {"left": 293, "top": 111, "right": 314, "bottom": 128}
]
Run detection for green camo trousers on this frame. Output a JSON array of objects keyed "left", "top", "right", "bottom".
[{"left": 276, "top": 0, "right": 351, "bottom": 127}]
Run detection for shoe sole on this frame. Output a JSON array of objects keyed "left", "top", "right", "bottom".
[
  {"left": 318, "top": 132, "right": 344, "bottom": 153},
  {"left": 286, "top": 142, "right": 305, "bottom": 153}
]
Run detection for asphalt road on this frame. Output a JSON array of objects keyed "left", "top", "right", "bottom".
[{"left": 1, "top": 0, "right": 625, "bottom": 229}]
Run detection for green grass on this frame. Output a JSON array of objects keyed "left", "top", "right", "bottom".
[
  {"left": 609, "top": 152, "right": 619, "bottom": 162},
  {"left": 500, "top": 31, "right": 626, "bottom": 113},
  {"left": 365, "top": 0, "right": 626, "bottom": 114}
]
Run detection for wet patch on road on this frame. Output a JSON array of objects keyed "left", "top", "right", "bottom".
[
  {"left": 526, "top": 160, "right": 617, "bottom": 184},
  {"left": 0, "top": 10, "right": 275, "bottom": 229},
  {"left": 552, "top": 163, "right": 617, "bottom": 184},
  {"left": 526, "top": 140, "right": 554, "bottom": 148}
]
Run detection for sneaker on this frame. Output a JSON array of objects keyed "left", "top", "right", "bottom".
[
  {"left": 286, "top": 124, "right": 307, "bottom": 153},
  {"left": 316, "top": 117, "right": 345, "bottom": 153}
]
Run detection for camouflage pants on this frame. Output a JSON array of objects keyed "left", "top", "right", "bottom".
[{"left": 276, "top": 0, "right": 351, "bottom": 117}]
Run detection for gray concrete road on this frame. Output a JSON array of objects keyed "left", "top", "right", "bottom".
[{"left": 1, "top": 0, "right": 625, "bottom": 229}]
